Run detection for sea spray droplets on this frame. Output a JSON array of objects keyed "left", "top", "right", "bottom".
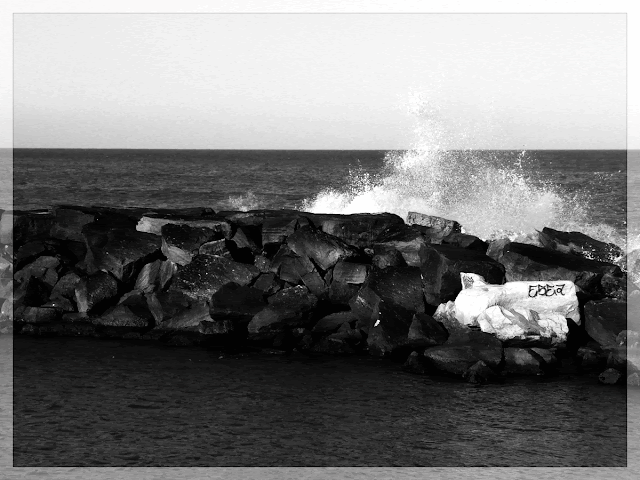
[{"left": 227, "top": 191, "right": 260, "bottom": 212}]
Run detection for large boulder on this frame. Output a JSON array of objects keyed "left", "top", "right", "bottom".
[
  {"left": 538, "top": 227, "right": 623, "bottom": 265},
  {"left": 149, "top": 302, "right": 211, "bottom": 333},
  {"left": 145, "top": 290, "right": 193, "bottom": 326},
  {"left": 247, "top": 286, "right": 318, "bottom": 341},
  {"left": 328, "top": 261, "right": 370, "bottom": 305},
  {"left": 74, "top": 271, "right": 119, "bottom": 313},
  {"left": 442, "top": 232, "right": 488, "bottom": 252},
  {"left": 419, "top": 245, "right": 505, "bottom": 306},
  {"left": 498, "top": 242, "right": 621, "bottom": 296},
  {"left": 168, "top": 254, "right": 259, "bottom": 302},
  {"left": 50, "top": 272, "right": 82, "bottom": 300},
  {"left": 286, "top": 226, "right": 359, "bottom": 271},
  {"left": 584, "top": 299, "right": 627, "bottom": 348},
  {"left": 406, "top": 212, "right": 462, "bottom": 237},
  {"left": 160, "top": 223, "right": 222, "bottom": 266},
  {"left": 82, "top": 224, "right": 162, "bottom": 284},
  {"left": 423, "top": 343, "right": 503, "bottom": 377},
  {"left": 311, "top": 311, "right": 357, "bottom": 334},
  {"left": 503, "top": 347, "right": 558, "bottom": 375},
  {"left": 10, "top": 211, "right": 55, "bottom": 248},
  {"left": 13, "top": 256, "right": 61, "bottom": 288},
  {"left": 406, "top": 312, "right": 449, "bottom": 349},
  {"left": 209, "top": 283, "right": 266, "bottom": 324},
  {"left": 372, "top": 227, "right": 429, "bottom": 267},
  {"left": 371, "top": 246, "right": 408, "bottom": 270},
  {"left": 269, "top": 246, "right": 327, "bottom": 297},
  {"left": 133, "top": 260, "right": 163, "bottom": 293},
  {"left": 308, "top": 213, "right": 405, "bottom": 248},
  {"left": 49, "top": 207, "right": 96, "bottom": 243},
  {"left": 136, "top": 213, "right": 231, "bottom": 238}
]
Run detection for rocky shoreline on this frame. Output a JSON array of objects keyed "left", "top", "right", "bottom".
[{"left": 0, "top": 205, "right": 637, "bottom": 386}]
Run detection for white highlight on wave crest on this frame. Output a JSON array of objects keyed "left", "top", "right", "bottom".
[
  {"left": 227, "top": 191, "right": 260, "bottom": 212},
  {"left": 303, "top": 93, "right": 622, "bottom": 248}
]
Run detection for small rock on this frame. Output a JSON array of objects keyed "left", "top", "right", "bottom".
[{"left": 598, "top": 368, "right": 622, "bottom": 385}]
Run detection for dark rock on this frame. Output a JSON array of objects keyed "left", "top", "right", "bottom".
[
  {"left": 230, "top": 226, "right": 261, "bottom": 252},
  {"left": 503, "top": 347, "right": 558, "bottom": 375},
  {"left": 14, "top": 256, "right": 60, "bottom": 288},
  {"left": 607, "top": 346, "right": 640, "bottom": 375},
  {"left": 366, "top": 302, "right": 415, "bottom": 357},
  {"left": 286, "top": 226, "right": 359, "bottom": 271},
  {"left": 145, "top": 290, "right": 193, "bottom": 325},
  {"left": 14, "top": 276, "right": 51, "bottom": 307},
  {"left": 486, "top": 238, "right": 512, "bottom": 263},
  {"left": 158, "top": 260, "right": 177, "bottom": 290},
  {"left": 74, "top": 271, "right": 119, "bottom": 313},
  {"left": 169, "top": 254, "right": 259, "bottom": 302},
  {"left": 312, "top": 311, "right": 357, "bottom": 334},
  {"left": 136, "top": 214, "right": 231, "bottom": 238},
  {"left": 309, "top": 213, "right": 405, "bottom": 248},
  {"left": 41, "top": 297, "right": 75, "bottom": 313},
  {"left": 373, "top": 226, "right": 429, "bottom": 266},
  {"left": 50, "top": 207, "right": 96, "bottom": 242},
  {"left": 199, "top": 239, "right": 231, "bottom": 257},
  {"left": 584, "top": 299, "right": 627, "bottom": 348},
  {"left": 363, "top": 265, "right": 426, "bottom": 314},
  {"left": 151, "top": 302, "right": 211, "bottom": 333},
  {"left": 442, "top": 232, "right": 488, "bottom": 252},
  {"left": 499, "top": 242, "right": 621, "bottom": 296},
  {"left": 254, "top": 255, "right": 272, "bottom": 273},
  {"left": 463, "top": 360, "right": 497, "bottom": 384},
  {"left": 406, "top": 313, "right": 449, "bottom": 349},
  {"left": 616, "top": 330, "right": 640, "bottom": 347},
  {"left": 252, "top": 273, "right": 282, "bottom": 295},
  {"left": 310, "top": 335, "right": 355, "bottom": 355},
  {"left": 628, "top": 373, "right": 640, "bottom": 387},
  {"left": 14, "top": 241, "right": 48, "bottom": 270},
  {"left": 12, "top": 211, "right": 55, "bottom": 248},
  {"left": 271, "top": 247, "right": 327, "bottom": 296},
  {"left": 328, "top": 261, "right": 370, "bottom": 305},
  {"left": 261, "top": 216, "right": 303, "bottom": 247},
  {"left": 371, "top": 247, "right": 408, "bottom": 269},
  {"left": 402, "top": 351, "right": 428, "bottom": 375},
  {"left": 92, "top": 304, "right": 151, "bottom": 329},
  {"left": 419, "top": 244, "right": 505, "bottom": 307},
  {"left": 50, "top": 272, "right": 82, "bottom": 300},
  {"left": 209, "top": 283, "right": 266, "bottom": 323},
  {"left": 247, "top": 286, "right": 318, "bottom": 341},
  {"left": 576, "top": 345, "right": 605, "bottom": 369},
  {"left": 406, "top": 212, "right": 462, "bottom": 237},
  {"left": 600, "top": 273, "right": 628, "bottom": 300},
  {"left": 134, "top": 259, "right": 163, "bottom": 293},
  {"left": 598, "top": 368, "right": 622, "bottom": 385},
  {"left": 423, "top": 343, "right": 503, "bottom": 377},
  {"left": 83, "top": 224, "right": 162, "bottom": 284},
  {"left": 538, "top": 227, "right": 623, "bottom": 264},
  {"left": 14, "top": 306, "right": 60, "bottom": 324},
  {"left": 161, "top": 223, "right": 221, "bottom": 266},
  {"left": 199, "top": 319, "right": 236, "bottom": 335}
]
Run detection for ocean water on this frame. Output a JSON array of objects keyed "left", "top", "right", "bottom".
[
  {"left": 2, "top": 146, "right": 639, "bottom": 475},
  {"left": 8, "top": 148, "right": 633, "bottom": 251}
]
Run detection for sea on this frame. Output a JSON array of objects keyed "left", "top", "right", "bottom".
[{"left": 1, "top": 146, "right": 639, "bottom": 478}]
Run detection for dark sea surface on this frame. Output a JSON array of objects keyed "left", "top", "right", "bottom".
[{"left": 3, "top": 149, "right": 639, "bottom": 474}]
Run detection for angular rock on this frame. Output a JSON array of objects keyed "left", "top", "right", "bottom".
[
  {"left": 371, "top": 247, "right": 408, "bottom": 270},
  {"left": 134, "top": 259, "right": 162, "bottom": 293},
  {"left": 310, "top": 335, "right": 355, "bottom": 355},
  {"left": 83, "top": 224, "right": 162, "bottom": 284},
  {"left": 50, "top": 272, "right": 82, "bottom": 300},
  {"left": 607, "top": 346, "right": 640, "bottom": 375},
  {"left": 41, "top": 297, "right": 75, "bottom": 313},
  {"left": 199, "top": 239, "right": 231, "bottom": 257},
  {"left": 423, "top": 344, "right": 503, "bottom": 377},
  {"left": 286, "top": 226, "right": 359, "bottom": 271},
  {"left": 406, "top": 212, "right": 462, "bottom": 237},
  {"left": 145, "top": 290, "right": 193, "bottom": 325},
  {"left": 161, "top": 223, "right": 220, "bottom": 266},
  {"left": 538, "top": 227, "right": 623, "bottom": 265},
  {"left": 92, "top": 304, "right": 151, "bottom": 329},
  {"left": 209, "top": 283, "right": 266, "bottom": 323},
  {"left": 74, "top": 272, "right": 119, "bottom": 313},
  {"left": 599, "top": 368, "right": 622, "bottom": 385},
  {"left": 402, "top": 351, "right": 428, "bottom": 375},
  {"left": 628, "top": 373, "right": 640, "bottom": 387},
  {"left": 252, "top": 272, "right": 281, "bottom": 294},
  {"left": 312, "top": 311, "right": 357, "bottom": 334},
  {"left": 419, "top": 244, "right": 505, "bottom": 306},
  {"left": 584, "top": 299, "right": 627, "bottom": 348},
  {"left": 158, "top": 260, "right": 177, "bottom": 290},
  {"left": 442, "top": 232, "right": 488, "bottom": 252},
  {"left": 600, "top": 273, "right": 628, "bottom": 300},
  {"left": 14, "top": 241, "right": 48, "bottom": 270},
  {"left": 254, "top": 255, "right": 272, "bottom": 273},
  {"left": 136, "top": 214, "right": 231, "bottom": 237},
  {"left": 11, "top": 211, "right": 55, "bottom": 248},
  {"left": 271, "top": 247, "right": 327, "bottom": 296},
  {"left": 499, "top": 242, "right": 621, "bottom": 296},
  {"left": 199, "top": 319, "right": 236, "bottom": 335},
  {"left": 169, "top": 254, "right": 259, "bottom": 302},
  {"left": 151, "top": 303, "right": 211, "bottom": 333},
  {"left": 309, "top": 212, "right": 405, "bottom": 248},
  {"left": 503, "top": 347, "right": 558, "bottom": 375},
  {"left": 463, "top": 360, "right": 497, "bottom": 384},
  {"left": 50, "top": 207, "right": 96, "bottom": 242},
  {"left": 328, "top": 261, "right": 370, "bottom": 305},
  {"left": 247, "top": 286, "right": 318, "bottom": 341},
  {"left": 14, "top": 256, "right": 60, "bottom": 287},
  {"left": 485, "top": 238, "right": 511, "bottom": 263},
  {"left": 13, "top": 276, "right": 51, "bottom": 307},
  {"left": 366, "top": 302, "right": 415, "bottom": 357},
  {"left": 14, "top": 306, "right": 60, "bottom": 324},
  {"left": 373, "top": 226, "right": 431, "bottom": 267},
  {"left": 616, "top": 330, "right": 640, "bottom": 347},
  {"left": 406, "top": 313, "right": 449, "bottom": 349}
]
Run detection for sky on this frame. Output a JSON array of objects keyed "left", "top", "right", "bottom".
[{"left": 7, "top": 8, "right": 632, "bottom": 150}]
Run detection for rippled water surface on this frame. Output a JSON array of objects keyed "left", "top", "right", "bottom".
[{"left": 9, "top": 336, "right": 630, "bottom": 468}]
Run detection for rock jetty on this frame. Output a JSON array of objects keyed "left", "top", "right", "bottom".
[{"left": 0, "top": 205, "right": 637, "bottom": 385}]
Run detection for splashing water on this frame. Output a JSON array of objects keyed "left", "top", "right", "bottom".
[
  {"left": 302, "top": 94, "right": 624, "bottom": 249},
  {"left": 228, "top": 191, "right": 261, "bottom": 212}
]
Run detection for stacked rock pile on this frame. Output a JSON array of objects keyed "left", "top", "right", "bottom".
[{"left": 0, "top": 205, "right": 636, "bottom": 384}]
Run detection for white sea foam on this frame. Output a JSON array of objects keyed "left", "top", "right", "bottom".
[{"left": 303, "top": 94, "right": 626, "bottom": 251}]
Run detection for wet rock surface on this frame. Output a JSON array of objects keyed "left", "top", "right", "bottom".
[{"left": 2, "top": 204, "right": 632, "bottom": 386}]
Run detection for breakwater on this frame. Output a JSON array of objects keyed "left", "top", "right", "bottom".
[{"left": 1, "top": 205, "right": 637, "bottom": 385}]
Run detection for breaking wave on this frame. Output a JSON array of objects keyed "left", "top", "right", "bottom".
[{"left": 302, "top": 93, "right": 626, "bottom": 250}]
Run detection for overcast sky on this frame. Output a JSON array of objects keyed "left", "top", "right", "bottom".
[{"left": 13, "top": 13, "right": 626, "bottom": 150}]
